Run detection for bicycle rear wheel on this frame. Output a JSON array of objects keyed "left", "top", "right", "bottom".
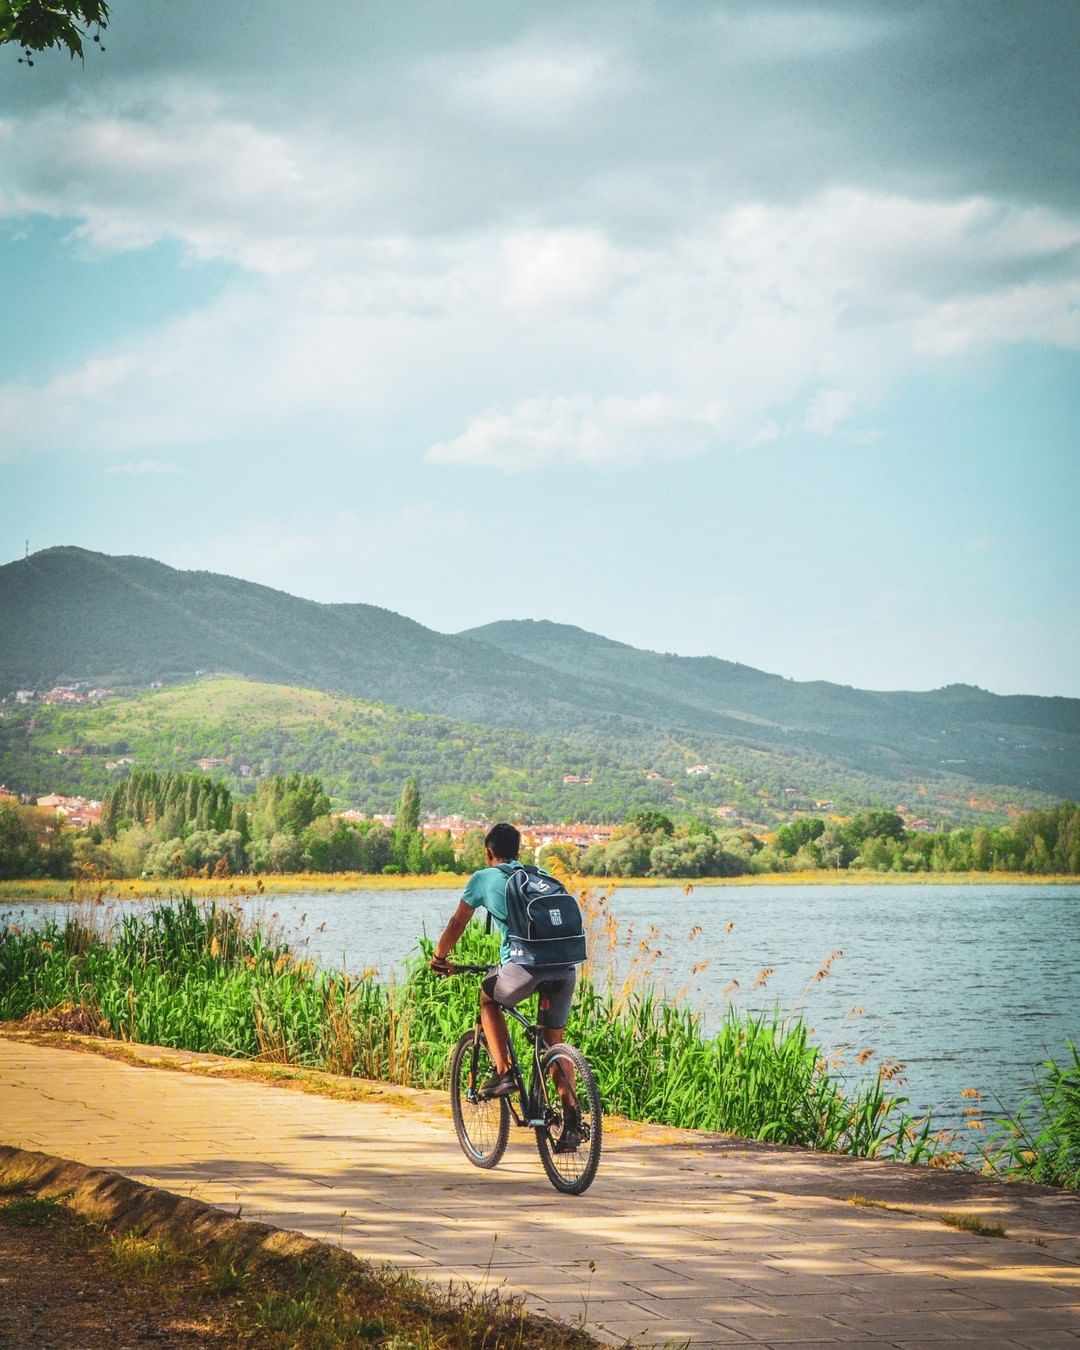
[
  {"left": 449, "top": 1031, "right": 510, "bottom": 1169},
  {"left": 534, "top": 1043, "right": 602, "bottom": 1194}
]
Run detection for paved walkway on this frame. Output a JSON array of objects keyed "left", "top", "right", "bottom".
[{"left": 2, "top": 1037, "right": 1079, "bottom": 1348}]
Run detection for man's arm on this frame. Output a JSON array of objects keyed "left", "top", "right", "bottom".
[{"left": 432, "top": 900, "right": 475, "bottom": 967}]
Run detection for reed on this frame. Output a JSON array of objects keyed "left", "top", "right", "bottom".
[
  {"left": 0, "top": 898, "right": 401, "bottom": 1071},
  {"left": 982, "top": 1042, "right": 1080, "bottom": 1190}
]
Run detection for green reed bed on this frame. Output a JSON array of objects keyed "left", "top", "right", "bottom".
[
  {"left": 0, "top": 899, "right": 398, "bottom": 1077},
  {"left": 407, "top": 928, "right": 941, "bottom": 1160},
  {"left": 982, "top": 1042, "right": 1080, "bottom": 1190}
]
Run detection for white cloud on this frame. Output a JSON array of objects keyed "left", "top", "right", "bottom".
[
  {"left": 0, "top": 86, "right": 398, "bottom": 274},
  {"left": 709, "top": 7, "right": 899, "bottom": 61},
  {"left": 746, "top": 421, "right": 781, "bottom": 447},
  {"left": 428, "top": 394, "right": 722, "bottom": 470},
  {"left": 501, "top": 229, "right": 621, "bottom": 314},
  {"left": 801, "top": 388, "right": 856, "bottom": 436},
  {"left": 435, "top": 42, "right": 629, "bottom": 125},
  {"left": 2, "top": 72, "right": 1079, "bottom": 471}
]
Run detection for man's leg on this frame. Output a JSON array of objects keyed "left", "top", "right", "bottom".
[
  {"left": 543, "top": 1025, "right": 576, "bottom": 1106},
  {"left": 479, "top": 988, "right": 512, "bottom": 1074}
]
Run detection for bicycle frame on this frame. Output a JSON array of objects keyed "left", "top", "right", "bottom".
[
  {"left": 451, "top": 962, "right": 561, "bottom": 1128},
  {"left": 463, "top": 1001, "right": 553, "bottom": 1128}
]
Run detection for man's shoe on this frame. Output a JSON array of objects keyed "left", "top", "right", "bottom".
[
  {"left": 480, "top": 1069, "right": 515, "bottom": 1098},
  {"left": 554, "top": 1106, "right": 583, "bottom": 1153}
]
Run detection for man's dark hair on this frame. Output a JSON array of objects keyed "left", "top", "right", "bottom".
[{"left": 485, "top": 822, "right": 520, "bottom": 860}]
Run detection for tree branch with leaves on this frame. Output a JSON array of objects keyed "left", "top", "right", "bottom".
[{"left": 1, "top": 0, "right": 109, "bottom": 65}]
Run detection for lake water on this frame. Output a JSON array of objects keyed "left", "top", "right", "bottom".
[{"left": 5, "top": 883, "right": 1078, "bottom": 1141}]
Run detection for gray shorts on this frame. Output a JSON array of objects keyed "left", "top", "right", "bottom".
[{"left": 482, "top": 963, "right": 577, "bottom": 1029}]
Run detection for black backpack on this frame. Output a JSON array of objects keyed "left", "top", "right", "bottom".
[{"left": 498, "top": 864, "right": 587, "bottom": 968}]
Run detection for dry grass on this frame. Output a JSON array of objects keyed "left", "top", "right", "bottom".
[
  {"left": 846, "top": 1192, "right": 908, "bottom": 1213},
  {"left": 0, "top": 1178, "right": 604, "bottom": 1349},
  {"left": 2, "top": 868, "right": 1074, "bottom": 904},
  {"left": 938, "top": 1211, "right": 1008, "bottom": 1238},
  {"left": 0, "top": 871, "right": 469, "bottom": 902}
]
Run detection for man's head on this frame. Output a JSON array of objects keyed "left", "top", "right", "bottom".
[{"left": 485, "top": 821, "right": 520, "bottom": 863}]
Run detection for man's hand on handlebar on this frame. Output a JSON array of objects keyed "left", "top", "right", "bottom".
[{"left": 430, "top": 953, "right": 454, "bottom": 976}]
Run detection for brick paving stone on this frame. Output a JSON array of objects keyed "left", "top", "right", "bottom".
[
  {"left": 893, "top": 1342, "right": 1029, "bottom": 1349},
  {"left": 710, "top": 1312, "right": 871, "bottom": 1341},
  {"left": 757, "top": 1343, "right": 902, "bottom": 1350},
  {"left": 3, "top": 1036, "right": 1080, "bottom": 1349},
  {"left": 737, "top": 1292, "right": 900, "bottom": 1317},
  {"left": 940, "top": 1307, "right": 1080, "bottom": 1333},
  {"left": 834, "top": 1310, "right": 987, "bottom": 1339}
]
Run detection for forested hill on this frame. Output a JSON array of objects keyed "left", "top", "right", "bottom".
[
  {"left": 461, "top": 619, "right": 1078, "bottom": 737},
  {"left": 461, "top": 620, "right": 1080, "bottom": 800},
  {"left": 0, "top": 547, "right": 681, "bottom": 734},
  {"left": 2, "top": 547, "right": 1079, "bottom": 802}
]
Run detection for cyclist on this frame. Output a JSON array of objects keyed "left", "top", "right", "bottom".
[{"left": 430, "top": 821, "right": 581, "bottom": 1146}]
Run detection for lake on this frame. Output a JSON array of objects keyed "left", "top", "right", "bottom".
[{"left": 4, "top": 882, "right": 1077, "bottom": 1141}]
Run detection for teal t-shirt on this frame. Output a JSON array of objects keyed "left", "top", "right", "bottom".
[{"left": 461, "top": 861, "right": 524, "bottom": 963}]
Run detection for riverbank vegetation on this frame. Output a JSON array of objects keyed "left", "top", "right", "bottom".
[
  {"left": 982, "top": 1045, "right": 1080, "bottom": 1190},
  {"left": 2, "top": 893, "right": 1074, "bottom": 1186},
  {"left": 4, "top": 867, "right": 1075, "bottom": 905},
  {"left": 2, "top": 771, "right": 1078, "bottom": 884},
  {"left": 0, "top": 896, "right": 931, "bottom": 1158}
]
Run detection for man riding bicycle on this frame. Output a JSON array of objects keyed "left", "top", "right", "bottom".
[{"left": 431, "top": 821, "right": 581, "bottom": 1145}]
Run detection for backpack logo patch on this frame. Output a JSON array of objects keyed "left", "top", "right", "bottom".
[{"left": 548, "top": 909, "right": 563, "bottom": 926}]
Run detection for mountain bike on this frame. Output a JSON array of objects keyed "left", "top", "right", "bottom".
[{"left": 443, "top": 964, "right": 602, "bottom": 1195}]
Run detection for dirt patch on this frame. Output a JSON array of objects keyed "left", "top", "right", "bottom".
[
  {"left": 0, "top": 1192, "right": 254, "bottom": 1348},
  {"left": 0, "top": 1146, "right": 604, "bottom": 1349}
]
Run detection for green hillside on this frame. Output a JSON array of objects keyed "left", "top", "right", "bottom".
[
  {"left": 0, "top": 677, "right": 1056, "bottom": 824},
  {"left": 1, "top": 546, "right": 1078, "bottom": 808},
  {"left": 0, "top": 546, "right": 726, "bottom": 736},
  {"left": 463, "top": 620, "right": 1080, "bottom": 799}
]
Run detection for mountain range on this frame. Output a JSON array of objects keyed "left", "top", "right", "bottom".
[{"left": 1, "top": 546, "right": 1077, "bottom": 814}]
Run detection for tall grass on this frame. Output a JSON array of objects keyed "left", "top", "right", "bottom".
[
  {"left": 0, "top": 900, "right": 397, "bottom": 1075},
  {"left": 982, "top": 1043, "right": 1080, "bottom": 1189},
  {"left": 1, "top": 895, "right": 953, "bottom": 1166}
]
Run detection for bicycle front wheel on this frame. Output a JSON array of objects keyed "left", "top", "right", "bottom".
[
  {"left": 449, "top": 1031, "right": 510, "bottom": 1169},
  {"left": 534, "top": 1043, "right": 602, "bottom": 1194}
]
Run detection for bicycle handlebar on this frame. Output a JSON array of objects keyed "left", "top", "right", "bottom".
[{"left": 434, "top": 961, "right": 492, "bottom": 976}]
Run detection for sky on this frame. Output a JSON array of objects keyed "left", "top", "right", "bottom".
[{"left": 1, "top": 0, "right": 1078, "bottom": 697}]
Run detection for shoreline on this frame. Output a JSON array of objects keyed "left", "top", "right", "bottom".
[{"left": 1, "top": 867, "right": 1077, "bottom": 903}]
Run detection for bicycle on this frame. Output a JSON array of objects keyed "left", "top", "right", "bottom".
[{"left": 442, "top": 963, "right": 602, "bottom": 1195}]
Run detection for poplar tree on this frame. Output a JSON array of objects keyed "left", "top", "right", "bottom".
[{"left": 393, "top": 776, "right": 421, "bottom": 871}]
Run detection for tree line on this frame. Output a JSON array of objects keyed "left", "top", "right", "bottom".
[
  {"left": 0, "top": 772, "right": 484, "bottom": 880},
  {"left": 1, "top": 774, "right": 1078, "bottom": 881},
  {"left": 574, "top": 803, "right": 1080, "bottom": 878}
]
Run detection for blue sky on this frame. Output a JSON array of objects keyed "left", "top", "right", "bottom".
[{"left": 1, "top": 1, "right": 1077, "bottom": 696}]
